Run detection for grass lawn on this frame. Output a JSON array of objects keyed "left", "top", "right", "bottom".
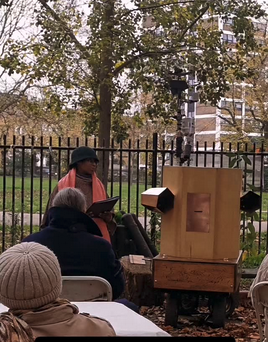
[
  {"left": 0, "top": 225, "right": 40, "bottom": 251},
  {"left": 0, "top": 176, "right": 147, "bottom": 216},
  {"left": 260, "top": 193, "right": 268, "bottom": 221},
  {"left": 1, "top": 175, "right": 268, "bottom": 221}
]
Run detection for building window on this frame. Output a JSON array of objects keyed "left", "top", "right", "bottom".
[
  {"left": 15, "top": 127, "right": 24, "bottom": 135},
  {"left": 256, "top": 38, "right": 265, "bottom": 46},
  {"left": 220, "top": 119, "right": 230, "bottom": 129},
  {"left": 245, "top": 105, "right": 252, "bottom": 114},
  {"left": 254, "top": 22, "right": 267, "bottom": 32},
  {"left": 188, "top": 73, "right": 195, "bottom": 81},
  {"left": 221, "top": 100, "right": 231, "bottom": 108},
  {"left": 235, "top": 102, "right": 242, "bottom": 113},
  {"left": 223, "top": 34, "right": 237, "bottom": 43},
  {"left": 155, "top": 28, "right": 164, "bottom": 37},
  {"left": 224, "top": 18, "right": 234, "bottom": 25},
  {"left": 221, "top": 101, "right": 242, "bottom": 112}
]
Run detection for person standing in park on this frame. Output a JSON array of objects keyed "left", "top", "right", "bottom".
[{"left": 41, "top": 146, "right": 116, "bottom": 243}]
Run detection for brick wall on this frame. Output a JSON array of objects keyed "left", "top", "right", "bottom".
[
  {"left": 195, "top": 118, "right": 216, "bottom": 132},
  {"left": 196, "top": 103, "right": 217, "bottom": 115}
]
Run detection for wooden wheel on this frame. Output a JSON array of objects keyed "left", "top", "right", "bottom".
[{"left": 208, "top": 292, "right": 239, "bottom": 318}]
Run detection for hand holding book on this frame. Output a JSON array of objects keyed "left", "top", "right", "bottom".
[
  {"left": 99, "top": 212, "right": 114, "bottom": 223},
  {"left": 86, "top": 196, "right": 119, "bottom": 218}
]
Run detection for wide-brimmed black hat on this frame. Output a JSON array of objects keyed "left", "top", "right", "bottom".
[{"left": 69, "top": 146, "right": 99, "bottom": 169}]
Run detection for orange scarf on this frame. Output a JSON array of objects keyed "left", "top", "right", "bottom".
[{"left": 58, "top": 169, "right": 111, "bottom": 243}]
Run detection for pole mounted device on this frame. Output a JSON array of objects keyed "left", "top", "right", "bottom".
[{"left": 168, "top": 68, "right": 199, "bottom": 165}]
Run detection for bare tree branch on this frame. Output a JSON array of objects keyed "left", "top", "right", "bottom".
[
  {"left": 178, "top": 3, "right": 209, "bottom": 42},
  {"left": 114, "top": 3, "right": 209, "bottom": 75},
  {"left": 121, "top": 0, "right": 197, "bottom": 18},
  {"left": 249, "top": 107, "right": 264, "bottom": 124},
  {"left": 113, "top": 49, "right": 183, "bottom": 75},
  {"left": 217, "top": 114, "right": 243, "bottom": 134},
  {"left": 216, "top": 105, "right": 238, "bottom": 126},
  {"left": 93, "top": 89, "right": 100, "bottom": 108},
  {"left": 37, "top": 0, "right": 91, "bottom": 63}
]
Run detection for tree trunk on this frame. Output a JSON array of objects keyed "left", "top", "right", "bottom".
[
  {"left": 97, "top": 0, "right": 115, "bottom": 189},
  {"left": 98, "top": 80, "right": 112, "bottom": 189},
  {"left": 264, "top": 122, "right": 268, "bottom": 143},
  {"left": 119, "top": 255, "right": 164, "bottom": 307}
]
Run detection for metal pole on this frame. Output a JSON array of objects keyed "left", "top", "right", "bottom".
[{"left": 175, "top": 92, "right": 184, "bottom": 165}]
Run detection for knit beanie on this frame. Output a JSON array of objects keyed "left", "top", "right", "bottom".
[{"left": 0, "top": 242, "right": 62, "bottom": 310}]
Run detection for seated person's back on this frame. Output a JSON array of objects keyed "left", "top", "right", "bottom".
[
  {"left": 0, "top": 311, "right": 35, "bottom": 342},
  {"left": 23, "top": 188, "right": 125, "bottom": 300},
  {"left": 249, "top": 253, "right": 268, "bottom": 299},
  {"left": 0, "top": 242, "right": 116, "bottom": 338}
]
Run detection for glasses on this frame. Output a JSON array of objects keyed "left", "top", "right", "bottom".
[{"left": 84, "top": 158, "right": 99, "bottom": 165}]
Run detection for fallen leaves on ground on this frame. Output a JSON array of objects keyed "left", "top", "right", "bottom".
[{"left": 141, "top": 302, "right": 261, "bottom": 341}]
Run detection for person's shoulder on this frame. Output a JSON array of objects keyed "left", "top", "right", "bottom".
[
  {"left": 22, "top": 229, "right": 49, "bottom": 242},
  {"left": 78, "top": 313, "right": 116, "bottom": 336},
  {"left": 90, "top": 235, "right": 113, "bottom": 249},
  {"left": 258, "top": 254, "right": 268, "bottom": 270}
]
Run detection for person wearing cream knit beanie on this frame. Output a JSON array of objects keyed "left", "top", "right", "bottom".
[
  {"left": 0, "top": 242, "right": 116, "bottom": 338},
  {"left": 0, "top": 242, "right": 62, "bottom": 310}
]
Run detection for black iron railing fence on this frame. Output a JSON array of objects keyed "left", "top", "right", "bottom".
[{"left": 1, "top": 133, "right": 268, "bottom": 254}]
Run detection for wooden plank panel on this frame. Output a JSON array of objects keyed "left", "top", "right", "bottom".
[
  {"left": 141, "top": 194, "right": 158, "bottom": 208},
  {"left": 154, "top": 250, "right": 243, "bottom": 265},
  {"left": 153, "top": 260, "right": 235, "bottom": 293},
  {"left": 161, "top": 167, "right": 217, "bottom": 259},
  {"left": 180, "top": 167, "right": 217, "bottom": 259},
  {"left": 214, "top": 168, "right": 242, "bottom": 259},
  {"left": 160, "top": 166, "right": 242, "bottom": 260},
  {"left": 160, "top": 166, "right": 183, "bottom": 257},
  {"left": 234, "top": 251, "right": 243, "bottom": 291}
]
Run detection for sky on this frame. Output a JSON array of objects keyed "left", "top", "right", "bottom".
[{"left": 1, "top": 0, "right": 268, "bottom": 96}]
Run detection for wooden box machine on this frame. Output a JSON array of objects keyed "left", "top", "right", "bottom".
[{"left": 141, "top": 166, "right": 243, "bottom": 293}]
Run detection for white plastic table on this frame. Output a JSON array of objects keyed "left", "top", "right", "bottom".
[{"left": 0, "top": 301, "right": 170, "bottom": 337}]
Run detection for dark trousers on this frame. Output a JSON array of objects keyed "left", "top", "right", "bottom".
[{"left": 115, "top": 298, "right": 140, "bottom": 313}]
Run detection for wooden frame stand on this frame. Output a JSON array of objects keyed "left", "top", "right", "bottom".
[
  {"left": 160, "top": 166, "right": 242, "bottom": 261},
  {"left": 142, "top": 166, "right": 244, "bottom": 328},
  {"left": 153, "top": 251, "right": 243, "bottom": 327}
]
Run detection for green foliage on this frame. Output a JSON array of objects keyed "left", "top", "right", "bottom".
[
  {"left": 0, "top": 224, "right": 40, "bottom": 250},
  {"left": 8, "top": 212, "right": 21, "bottom": 246},
  {"left": 0, "top": 0, "right": 265, "bottom": 145},
  {"left": 149, "top": 211, "right": 161, "bottom": 244},
  {"left": 114, "top": 210, "right": 124, "bottom": 225},
  {"left": 240, "top": 215, "right": 258, "bottom": 257},
  {"left": 228, "top": 152, "right": 263, "bottom": 260},
  {"left": 242, "top": 252, "right": 265, "bottom": 268},
  {"left": 5, "top": 150, "right": 38, "bottom": 176}
]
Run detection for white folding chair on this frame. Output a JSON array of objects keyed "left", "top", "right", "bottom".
[
  {"left": 251, "top": 281, "right": 268, "bottom": 342},
  {"left": 61, "top": 276, "right": 113, "bottom": 302}
]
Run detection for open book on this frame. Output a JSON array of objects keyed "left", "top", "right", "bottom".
[{"left": 86, "top": 196, "right": 120, "bottom": 217}]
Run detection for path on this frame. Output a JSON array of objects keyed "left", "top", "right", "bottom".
[{"left": 0, "top": 212, "right": 267, "bottom": 233}]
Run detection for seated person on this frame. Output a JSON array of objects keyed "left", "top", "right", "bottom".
[
  {"left": 0, "top": 242, "right": 116, "bottom": 338},
  {"left": 23, "top": 187, "right": 125, "bottom": 300},
  {"left": 0, "top": 311, "right": 35, "bottom": 342},
  {"left": 249, "top": 253, "right": 268, "bottom": 299}
]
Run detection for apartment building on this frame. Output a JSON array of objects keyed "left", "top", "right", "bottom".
[
  {"left": 143, "top": 14, "right": 267, "bottom": 150},
  {"left": 195, "top": 16, "right": 267, "bottom": 149}
]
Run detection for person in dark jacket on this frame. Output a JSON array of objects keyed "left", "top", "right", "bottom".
[
  {"left": 22, "top": 187, "right": 124, "bottom": 300},
  {"left": 0, "top": 242, "right": 116, "bottom": 338}
]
